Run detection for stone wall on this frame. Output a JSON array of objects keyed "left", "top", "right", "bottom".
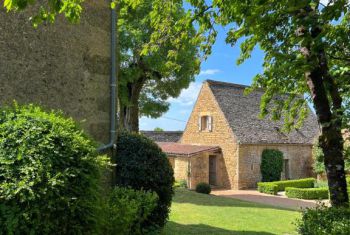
[
  {"left": 173, "top": 156, "right": 189, "bottom": 183},
  {"left": 180, "top": 82, "right": 239, "bottom": 189},
  {"left": 189, "top": 153, "right": 209, "bottom": 189},
  {"left": 238, "top": 144, "right": 314, "bottom": 189},
  {"left": 0, "top": 0, "right": 112, "bottom": 143}
]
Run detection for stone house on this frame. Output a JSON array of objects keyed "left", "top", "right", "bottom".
[{"left": 143, "top": 80, "right": 319, "bottom": 189}]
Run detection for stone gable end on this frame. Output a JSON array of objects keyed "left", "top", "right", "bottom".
[{"left": 181, "top": 82, "right": 240, "bottom": 188}]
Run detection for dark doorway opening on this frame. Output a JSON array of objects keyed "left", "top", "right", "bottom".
[{"left": 209, "top": 155, "right": 217, "bottom": 185}]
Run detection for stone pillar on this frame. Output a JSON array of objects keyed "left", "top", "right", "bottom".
[{"left": 0, "top": 0, "right": 111, "bottom": 143}]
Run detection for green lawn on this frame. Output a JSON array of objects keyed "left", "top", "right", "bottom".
[{"left": 163, "top": 189, "right": 300, "bottom": 235}]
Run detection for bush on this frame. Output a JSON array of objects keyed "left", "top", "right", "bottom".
[
  {"left": 257, "top": 182, "right": 278, "bottom": 195},
  {"left": 0, "top": 104, "right": 106, "bottom": 234},
  {"left": 257, "top": 178, "right": 315, "bottom": 195},
  {"left": 260, "top": 149, "right": 284, "bottom": 182},
  {"left": 296, "top": 205, "right": 350, "bottom": 235},
  {"left": 286, "top": 187, "right": 329, "bottom": 200},
  {"left": 174, "top": 179, "right": 187, "bottom": 189},
  {"left": 274, "top": 178, "right": 315, "bottom": 191},
  {"left": 116, "top": 132, "right": 175, "bottom": 230},
  {"left": 195, "top": 182, "right": 211, "bottom": 194},
  {"left": 100, "top": 187, "right": 158, "bottom": 235}
]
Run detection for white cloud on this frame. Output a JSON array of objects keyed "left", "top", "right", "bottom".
[
  {"left": 168, "top": 82, "right": 202, "bottom": 106},
  {"left": 199, "top": 69, "right": 221, "bottom": 76}
]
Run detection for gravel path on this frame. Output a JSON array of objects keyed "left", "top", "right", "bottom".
[{"left": 211, "top": 189, "right": 328, "bottom": 210}]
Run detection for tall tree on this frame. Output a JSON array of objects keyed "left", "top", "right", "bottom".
[
  {"left": 117, "top": 0, "right": 201, "bottom": 132},
  {"left": 186, "top": 0, "right": 349, "bottom": 206}
]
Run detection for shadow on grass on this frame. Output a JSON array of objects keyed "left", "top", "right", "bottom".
[
  {"left": 173, "top": 189, "right": 295, "bottom": 211},
  {"left": 164, "top": 221, "right": 276, "bottom": 235}
]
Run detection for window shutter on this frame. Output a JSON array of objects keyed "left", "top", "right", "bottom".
[
  {"left": 198, "top": 116, "right": 202, "bottom": 131},
  {"left": 208, "top": 116, "right": 212, "bottom": 131}
]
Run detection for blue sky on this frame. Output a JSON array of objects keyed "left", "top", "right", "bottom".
[{"left": 140, "top": 25, "right": 265, "bottom": 131}]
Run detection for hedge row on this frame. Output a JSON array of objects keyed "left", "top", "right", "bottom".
[
  {"left": 257, "top": 182, "right": 278, "bottom": 195},
  {"left": 285, "top": 187, "right": 329, "bottom": 200},
  {"left": 258, "top": 178, "right": 316, "bottom": 195}
]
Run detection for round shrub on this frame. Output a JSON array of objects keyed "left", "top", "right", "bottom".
[
  {"left": 101, "top": 187, "right": 158, "bottom": 235},
  {"left": 0, "top": 104, "right": 105, "bottom": 234},
  {"left": 115, "top": 132, "right": 175, "bottom": 230},
  {"left": 297, "top": 205, "right": 350, "bottom": 235},
  {"left": 260, "top": 149, "right": 284, "bottom": 182},
  {"left": 285, "top": 187, "right": 329, "bottom": 200},
  {"left": 195, "top": 182, "right": 211, "bottom": 194}
]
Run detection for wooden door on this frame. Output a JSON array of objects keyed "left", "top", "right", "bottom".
[{"left": 209, "top": 155, "right": 217, "bottom": 185}]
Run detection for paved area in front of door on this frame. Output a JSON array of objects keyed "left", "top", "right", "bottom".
[{"left": 211, "top": 189, "right": 329, "bottom": 210}]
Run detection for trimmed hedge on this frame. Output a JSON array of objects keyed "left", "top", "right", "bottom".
[
  {"left": 286, "top": 187, "right": 329, "bottom": 200},
  {"left": 258, "top": 178, "right": 316, "bottom": 195},
  {"left": 260, "top": 149, "right": 284, "bottom": 182},
  {"left": 273, "top": 178, "right": 315, "bottom": 191},
  {"left": 257, "top": 182, "right": 278, "bottom": 195}
]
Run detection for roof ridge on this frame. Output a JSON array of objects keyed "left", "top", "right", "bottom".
[
  {"left": 140, "top": 130, "right": 183, "bottom": 133},
  {"left": 205, "top": 79, "right": 251, "bottom": 89}
]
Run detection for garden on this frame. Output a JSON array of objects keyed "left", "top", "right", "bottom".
[{"left": 0, "top": 105, "right": 174, "bottom": 234}]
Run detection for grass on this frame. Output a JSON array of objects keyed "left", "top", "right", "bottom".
[{"left": 163, "top": 188, "right": 300, "bottom": 235}]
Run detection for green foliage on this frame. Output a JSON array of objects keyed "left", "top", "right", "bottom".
[
  {"left": 258, "top": 178, "right": 315, "bottom": 194},
  {"left": 174, "top": 179, "right": 187, "bottom": 189},
  {"left": 186, "top": 0, "right": 350, "bottom": 131},
  {"left": 313, "top": 139, "right": 350, "bottom": 174},
  {"left": 296, "top": 205, "right": 350, "bottom": 235},
  {"left": 0, "top": 104, "right": 107, "bottom": 234},
  {"left": 257, "top": 182, "right": 278, "bottom": 195},
  {"left": 286, "top": 187, "right": 329, "bottom": 200},
  {"left": 273, "top": 178, "right": 315, "bottom": 191},
  {"left": 154, "top": 127, "right": 164, "bottom": 132},
  {"left": 195, "top": 182, "right": 211, "bottom": 194},
  {"left": 260, "top": 149, "right": 284, "bottom": 182},
  {"left": 115, "top": 131, "right": 175, "bottom": 230},
  {"left": 117, "top": 0, "right": 202, "bottom": 129},
  {"left": 3, "top": 0, "right": 84, "bottom": 27},
  {"left": 100, "top": 187, "right": 158, "bottom": 235}
]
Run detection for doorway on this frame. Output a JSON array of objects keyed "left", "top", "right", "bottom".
[
  {"left": 209, "top": 155, "right": 217, "bottom": 185},
  {"left": 283, "top": 159, "right": 290, "bottom": 180}
]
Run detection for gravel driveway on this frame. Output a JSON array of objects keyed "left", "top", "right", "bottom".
[{"left": 212, "top": 189, "right": 328, "bottom": 210}]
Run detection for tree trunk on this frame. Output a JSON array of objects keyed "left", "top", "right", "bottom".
[
  {"left": 119, "top": 76, "right": 146, "bottom": 132},
  {"left": 306, "top": 69, "right": 349, "bottom": 206},
  {"left": 297, "top": 6, "right": 349, "bottom": 206},
  {"left": 304, "top": 42, "right": 349, "bottom": 206}
]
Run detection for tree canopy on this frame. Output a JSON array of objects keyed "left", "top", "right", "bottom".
[
  {"left": 185, "top": 0, "right": 349, "bottom": 206},
  {"left": 117, "top": 0, "right": 202, "bottom": 131}
]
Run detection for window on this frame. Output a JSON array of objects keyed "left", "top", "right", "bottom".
[{"left": 198, "top": 115, "right": 212, "bottom": 131}]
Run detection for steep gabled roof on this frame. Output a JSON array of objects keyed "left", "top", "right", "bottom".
[
  {"left": 206, "top": 80, "right": 319, "bottom": 144},
  {"left": 157, "top": 142, "right": 220, "bottom": 157},
  {"left": 141, "top": 131, "right": 183, "bottom": 142}
]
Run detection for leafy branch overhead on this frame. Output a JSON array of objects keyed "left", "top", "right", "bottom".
[{"left": 3, "top": 0, "right": 84, "bottom": 27}]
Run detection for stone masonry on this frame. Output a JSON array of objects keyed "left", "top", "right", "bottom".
[
  {"left": 180, "top": 81, "right": 317, "bottom": 190},
  {"left": 181, "top": 82, "right": 239, "bottom": 188},
  {"left": 0, "top": 0, "right": 111, "bottom": 143}
]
